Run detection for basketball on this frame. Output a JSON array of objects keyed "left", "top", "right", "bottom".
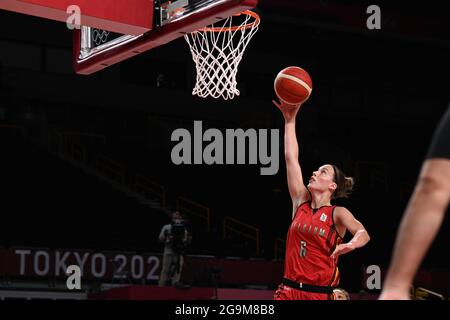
[{"left": 274, "top": 66, "right": 313, "bottom": 105}]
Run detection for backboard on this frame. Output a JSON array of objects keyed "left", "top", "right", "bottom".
[
  {"left": 1, "top": 0, "right": 153, "bottom": 35},
  {"left": 73, "top": 0, "right": 259, "bottom": 75}
]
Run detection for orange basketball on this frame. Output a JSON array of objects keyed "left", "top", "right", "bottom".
[{"left": 274, "top": 66, "right": 313, "bottom": 105}]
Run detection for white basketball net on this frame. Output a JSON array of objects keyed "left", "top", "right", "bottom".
[{"left": 184, "top": 11, "right": 260, "bottom": 100}]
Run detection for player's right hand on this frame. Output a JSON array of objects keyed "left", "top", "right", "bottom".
[{"left": 272, "top": 99, "right": 302, "bottom": 121}]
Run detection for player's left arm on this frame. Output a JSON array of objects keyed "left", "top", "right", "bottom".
[{"left": 331, "top": 207, "right": 370, "bottom": 259}]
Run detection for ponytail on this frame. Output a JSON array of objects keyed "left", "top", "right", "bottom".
[{"left": 332, "top": 165, "right": 354, "bottom": 199}]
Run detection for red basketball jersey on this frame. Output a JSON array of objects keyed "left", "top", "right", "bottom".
[{"left": 283, "top": 202, "right": 343, "bottom": 286}]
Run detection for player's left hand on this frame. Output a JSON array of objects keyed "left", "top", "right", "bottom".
[{"left": 330, "top": 243, "right": 355, "bottom": 260}]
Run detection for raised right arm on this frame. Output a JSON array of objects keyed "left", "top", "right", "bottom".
[{"left": 274, "top": 100, "right": 310, "bottom": 217}]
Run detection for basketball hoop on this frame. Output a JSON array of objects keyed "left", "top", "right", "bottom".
[{"left": 184, "top": 10, "right": 260, "bottom": 100}]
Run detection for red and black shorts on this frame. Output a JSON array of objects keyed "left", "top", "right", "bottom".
[{"left": 273, "top": 278, "right": 336, "bottom": 300}]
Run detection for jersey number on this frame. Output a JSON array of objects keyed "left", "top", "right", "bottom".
[{"left": 300, "top": 241, "right": 307, "bottom": 258}]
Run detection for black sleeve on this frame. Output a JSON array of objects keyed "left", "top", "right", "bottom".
[{"left": 426, "top": 105, "right": 450, "bottom": 160}]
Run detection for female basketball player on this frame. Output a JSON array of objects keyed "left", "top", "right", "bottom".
[{"left": 273, "top": 99, "right": 370, "bottom": 300}]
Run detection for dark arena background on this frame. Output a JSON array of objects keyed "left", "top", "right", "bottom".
[{"left": 0, "top": 0, "right": 449, "bottom": 305}]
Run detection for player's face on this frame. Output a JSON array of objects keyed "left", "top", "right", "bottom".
[{"left": 307, "top": 164, "right": 337, "bottom": 193}]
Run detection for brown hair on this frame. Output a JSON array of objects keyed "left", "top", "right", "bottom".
[{"left": 331, "top": 165, "right": 354, "bottom": 199}]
